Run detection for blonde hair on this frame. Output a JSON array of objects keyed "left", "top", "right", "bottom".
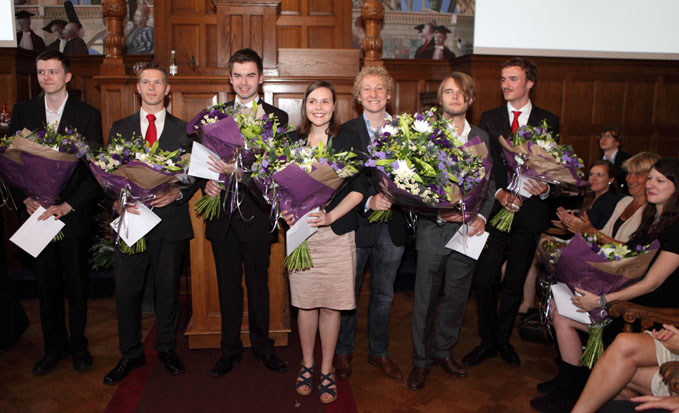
[
  {"left": 623, "top": 152, "right": 661, "bottom": 174},
  {"left": 352, "top": 65, "right": 395, "bottom": 100},
  {"left": 437, "top": 72, "right": 476, "bottom": 105}
]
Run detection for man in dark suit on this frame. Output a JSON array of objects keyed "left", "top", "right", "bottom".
[
  {"left": 62, "top": 23, "right": 89, "bottom": 55},
  {"left": 43, "top": 20, "right": 68, "bottom": 53},
  {"left": 414, "top": 22, "right": 436, "bottom": 59},
  {"left": 599, "top": 127, "right": 631, "bottom": 193},
  {"left": 334, "top": 65, "right": 408, "bottom": 381},
  {"left": 9, "top": 50, "right": 102, "bottom": 375},
  {"left": 16, "top": 10, "right": 47, "bottom": 53},
  {"left": 407, "top": 72, "right": 495, "bottom": 390},
  {"left": 462, "top": 57, "right": 559, "bottom": 368},
  {"left": 202, "top": 48, "right": 289, "bottom": 377},
  {"left": 417, "top": 26, "right": 456, "bottom": 60},
  {"left": 103, "top": 62, "right": 199, "bottom": 385}
]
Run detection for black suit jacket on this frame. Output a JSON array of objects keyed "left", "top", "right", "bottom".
[
  {"left": 47, "top": 39, "right": 61, "bottom": 51},
  {"left": 64, "top": 38, "right": 89, "bottom": 55},
  {"left": 9, "top": 94, "right": 103, "bottom": 238},
  {"left": 204, "top": 100, "right": 289, "bottom": 243},
  {"left": 337, "top": 116, "right": 408, "bottom": 247},
  {"left": 108, "top": 111, "right": 199, "bottom": 242},
  {"left": 289, "top": 131, "right": 369, "bottom": 236},
  {"left": 479, "top": 104, "right": 560, "bottom": 233},
  {"left": 16, "top": 31, "right": 46, "bottom": 53}
]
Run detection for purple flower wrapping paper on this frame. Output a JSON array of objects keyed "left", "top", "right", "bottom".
[
  {"left": 89, "top": 160, "right": 179, "bottom": 206},
  {"left": 555, "top": 233, "right": 660, "bottom": 323},
  {"left": 0, "top": 137, "right": 79, "bottom": 207}
]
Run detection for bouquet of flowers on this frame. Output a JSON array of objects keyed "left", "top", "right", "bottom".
[
  {"left": 490, "top": 120, "right": 587, "bottom": 232},
  {"left": 186, "top": 102, "right": 290, "bottom": 220},
  {"left": 251, "top": 139, "right": 361, "bottom": 271},
  {"left": 0, "top": 126, "right": 90, "bottom": 240},
  {"left": 88, "top": 132, "right": 189, "bottom": 254},
  {"left": 554, "top": 233, "right": 659, "bottom": 367},
  {"left": 365, "top": 110, "right": 491, "bottom": 223}
]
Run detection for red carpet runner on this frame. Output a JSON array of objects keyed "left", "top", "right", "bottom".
[{"left": 105, "top": 316, "right": 357, "bottom": 412}]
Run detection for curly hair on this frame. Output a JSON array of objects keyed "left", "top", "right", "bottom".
[
  {"left": 352, "top": 65, "right": 395, "bottom": 100},
  {"left": 501, "top": 57, "right": 538, "bottom": 88}
]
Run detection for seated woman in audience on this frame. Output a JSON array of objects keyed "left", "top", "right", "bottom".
[
  {"left": 519, "top": 160, "right": 624, "bottom": 315},
  {"left": 281, "top": 81, "right": 366, "bottom": 404},
  {"left": 531, "top": 156, "right": 679, "bottom": 413},
  {"left": 572, "top": 324, "right": 679, "bottom": 412}
]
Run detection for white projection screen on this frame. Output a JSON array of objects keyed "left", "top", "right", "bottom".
[
  {"left": 0, "top": 0, "right": 17, "bottom": 48},
  {"left": 474, "top": 0, "right": 679, "bottom": 60}
]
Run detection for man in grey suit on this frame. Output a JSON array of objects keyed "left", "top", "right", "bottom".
[{"left": 407, "top": 72, "right": 495, "bottom": 390}]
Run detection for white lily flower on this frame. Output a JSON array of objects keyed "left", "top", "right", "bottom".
[
  {"left": 381, "top": 124, "right": 398, "bottom": 136},
  {"left": 412, "top": 119, "right": 433, "bottom": 134}
]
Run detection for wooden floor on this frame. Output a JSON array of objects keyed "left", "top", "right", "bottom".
[{"left": 0, "top": 289, "right": 557, "bottom": 412}]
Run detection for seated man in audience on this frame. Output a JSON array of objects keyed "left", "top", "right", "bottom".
[{"left": 599, "top": 127, "right": 631, "bottom": 193}]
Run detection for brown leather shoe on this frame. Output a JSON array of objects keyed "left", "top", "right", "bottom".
[
  {"left": 407, "top": 367, "right": 428, "bottom": 390},
  {"left": 433, "top": 357, "right": 468, "bottom": 378},
  {"left": 367, "top": 355, "right": 403, "bottom": 380},
  {"left": 334, "top": 354, "right": 352, "bottom": 380}
]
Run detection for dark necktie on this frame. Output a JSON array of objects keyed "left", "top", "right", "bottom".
[
  {"left": 511, "top": 110, "right": 521, "bottom": 134},
  {"left": 146, "top": 113, "right": 157, "bottom": 145}
]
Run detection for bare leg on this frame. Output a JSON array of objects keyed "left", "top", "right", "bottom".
[
  {"left": 572, "top": 333, "right": 658, "bottom": 413},
  {"left": 297, "top": 308, "right": 319, "bottom": 393},
  {"left": 318, "top": 308, "right": 341, "bottom": 403},
  {"left": 519, "top": 252, "right": 539, "bottom": 313},
  {"left": 552, "top": 307, "right": 589, "bottom": 365}
]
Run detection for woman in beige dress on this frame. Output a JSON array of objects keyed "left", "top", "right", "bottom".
[{"left": 282, "top": 81, "right": 366, "bottom": 404}]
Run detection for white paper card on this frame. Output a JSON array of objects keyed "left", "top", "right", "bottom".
[
  {"left": 445, "top": 225, "right": 489, "bottom": 260},
  {"left": 110, "top": 203, "right": 162, "bottom": 246},
  {"left": 10, "top": 206, "right": 65, "bottom": 258},
  {"left": 551, "top": 282, "right": 592, "bottom": 324},
  {"left": 517, "top": 176, "right": 536, "bottom": 198},
  {"left": 188, "top": 141, "right": 221, "bottom": 181},
  {"left": 286, "top": 208, "right": 319, "bottom": 256}
]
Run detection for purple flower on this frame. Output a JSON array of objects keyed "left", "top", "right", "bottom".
[
  {"left": 376, "top": 165, "right": 385, "bottom": 173},
  {"left": 261, "top": 159, "right": 269, "bottom": 169},
  {"left": 391, "top": 161, "right": 400, "bottom": 170},
  {"left": 365, "top": 159, "right": 376, "bottom": 167}
]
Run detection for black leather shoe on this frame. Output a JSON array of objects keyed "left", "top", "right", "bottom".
[
  {"left": 158, "top": 349, "right": 184, "bottom": 375},
  {"left": 32, "top": 351, "right": 70, "bottom": 376},
  {"left": 72, "top": 350, "right": 93, "bottom": 372},
  {"left": 537, "top": 376, "right": 559, "bottom": 394},
  {"left": 407, "top": 367, "right": 429, "bottom": 390},
  {"left": 498, "top": 342, "right": 520, "bottom": 367},
  {"left": 254, "top": 352, "right": 288, "bottom": 373},
  {"left": 210, "top": 354, "right": 242, "bottom": 377},
  {"left": 103, "top": 356, "right": 146, "bottom": 385},
  {"left": 461, "top": 345, "right": 497, "bottom": 367}
]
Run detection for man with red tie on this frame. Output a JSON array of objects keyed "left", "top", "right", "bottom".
[
  {"left": 461, "top": 58, "right": 559, "bottom": 369},
  {"left": 103, "top": 62, "right": 199, "bottom": 385}
]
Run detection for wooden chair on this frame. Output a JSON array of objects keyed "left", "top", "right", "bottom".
[{"left": 607, "top": 300, "right": 679, "bottom": 392}]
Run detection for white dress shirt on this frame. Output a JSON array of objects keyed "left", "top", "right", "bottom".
[
  {"left": 507, "top": 100, "right": 532, "bottom": 128},
  {"left": 45, "top": 93, "right": 69, "bottom": 128},
  {"left": 140, "top": 107, "right": 167, "bottom": 140}
]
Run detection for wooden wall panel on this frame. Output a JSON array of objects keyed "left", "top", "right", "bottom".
[
  {"left": 658, "top": 77, "right": 679, "bottom": 125},
  {"left": 278, "top": 27, "right": 302, "bottom": 49},
  {"left": 564, "top": 80, "right": 595, "bottom": 123},
  {"left": 308, "top": 27, "right": 335, "bottom": 49},
  {"left": 625, "top": 80, "right": 655, "bottom": 124},
  {"left": 206, "top": 25, "right": 219, "bottom": 68},
  {"left": 594, "top": 80, "right": 625, "bottom": 124},
  {"left": 171, "top": 0, "right": 198, "bottom": 12}
]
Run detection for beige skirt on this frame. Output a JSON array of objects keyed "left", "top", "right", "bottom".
[{"left": 289, "top": 226, "right": 356, "bottom": 311}]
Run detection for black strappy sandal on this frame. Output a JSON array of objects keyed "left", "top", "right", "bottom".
[
  {"left": 318, "top": 370, "right": 337, "bottom": 404},
  {"left": 296, "top": 364, "right": 314, "bottom": 396}
]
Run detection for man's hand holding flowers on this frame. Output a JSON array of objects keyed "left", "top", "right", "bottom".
[
  {"left": 150, "top": 186, "right": 182, "bottom": 208},
  {"left": 524, "top": 178, "right": 549, "bottom": 196},
  {"left": 368, "top": 192, "right": 393, "bottom": 211},
  {"left": 496, "top": 189, "right": 522, "bottom": 212},
  {"left": 439, "top": 210, "right": 486, "bottom": 236}
]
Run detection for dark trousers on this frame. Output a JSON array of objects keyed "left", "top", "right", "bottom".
[
  {"left": 33, "top": 235, "right": 90, "bottom": 355},
  {"left": 472, "top": 223, "right": 539, "bottom": 349},
  {"left": 210, "top": 224, "right": 273, "bottom": 359},
  {"left": 112, "top": 230, "right": 186, "bottom": 359},
  {"left": 412, "top": 249, "right": 475, "bottom": 368}
]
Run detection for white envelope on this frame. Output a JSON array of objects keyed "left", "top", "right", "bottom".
[
  {"left": 110, "top": 203, "right": 162, "bottom": 246},
  {"left": 286, "top": 208, "right": 319, "bottom": 256},
  {"left": 188, "top": 141, "right": 221, "bottom": 181},
  {"left": 551, "top": 282, "right": 592, "bottom": 324},
  {"left": 445, "top": 224, "right": 489, "bottom": 260},
  {"left": 10, "top": 206, "right": 65, "bottom": 258},
  {"left": 517, "top": 175, "right": 536, "bottom": 199}
]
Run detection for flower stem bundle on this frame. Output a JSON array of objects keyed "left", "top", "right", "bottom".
[
  {"left": 369, "top": 209, "right": 392, "bottom": 223},
  {"left": 283, "top": 240, "right": 313, "bottom": 271}
]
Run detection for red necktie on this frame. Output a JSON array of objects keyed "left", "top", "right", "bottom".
[
  {"left": 511, "top": 111, "right": 521, "bottom": 134},
  {"left": 145, "top": 113, "right": 157, "bottom": 145}
]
